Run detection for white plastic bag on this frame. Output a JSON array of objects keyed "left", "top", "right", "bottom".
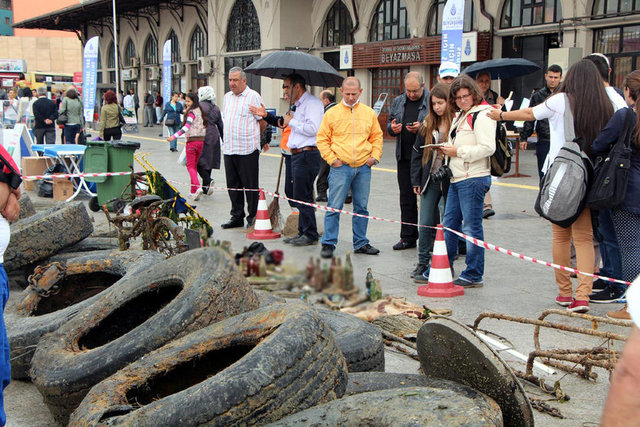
[{"left": 177, "top": 148, "right": 187, "bottom": 166}]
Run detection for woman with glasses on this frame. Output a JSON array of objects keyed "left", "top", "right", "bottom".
[{"left": 432, "top": 74, "right": 496, "bottom": 288}]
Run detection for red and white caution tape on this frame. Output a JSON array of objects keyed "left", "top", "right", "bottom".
[
  {"left": 137, "top": 176, "right": 636, "bottom": 287},
  {"left": 22, "top": 171, "right": 132, "bottom": 181}
]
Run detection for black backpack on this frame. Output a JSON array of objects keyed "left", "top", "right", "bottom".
[{"left": 471, "top": 112, "right": 512, "bottom": 177}]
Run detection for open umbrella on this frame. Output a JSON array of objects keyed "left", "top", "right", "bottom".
[
  {"left": 462, "top": 58, "right": 541, "bottom": 80},
  {"left": 245, "top": 50, "right": 344, "bottom": 87}
]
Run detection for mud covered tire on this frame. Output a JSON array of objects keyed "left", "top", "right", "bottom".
[
  {"left": 255, "top": 290, "right": 286, "bottom": 307},
  {"left": 70, "top": 304, "right": 348, "bottom": 426},
  {"left": 58, "top": 237, "right": 120, "bottom": 254},
  {"left": 314, "top": 308, "right": 384, "bottom": 372},
  {"left": 17, "top": 193, "right": 36, "bottom": 221},
  {"left": 30, "top": 248, "right": 259, "bottom": 425},
  {"left": 7, "top": 250, "right": 165, "bottom": 381},
  {"left": 345, "top": 372, "right": 488, "bottom": 396},
  {"left": 268, "top": 386, "right": 502, "bottom": 426},
  {"left": 4, "top": 202, "right": 93, "bottom": 271}
]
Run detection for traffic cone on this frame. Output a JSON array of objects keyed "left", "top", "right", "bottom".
[
  {"left": 247, "top": 190, "right": 281, "bottom": 240},
  {"left": 417, "top": 225, "right": 464, "bottom": 297}
]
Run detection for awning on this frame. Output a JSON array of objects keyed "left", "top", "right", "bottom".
[{"left": 12, "top": 0, "right": 191, "bottom": 32}]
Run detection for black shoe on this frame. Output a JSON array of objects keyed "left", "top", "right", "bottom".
[
  {"left": 411, "top": 263, "right": 428, "bottom": 279},
  {"left": 316, "top": 195, "right": 328, "bottom": 202},
  {"left": 453, "top": 277, "right": 483, "bottom": 288},
  {"left": 283, "top": 234, "right": 302, "bottom": 244},
  {"left": 589, "top": 285, "right": 626, "bottom": 303},
  {"left": 321, "top": 244, "right": 335, "bottom": 259},
  {"left": 221, "top": 218, "right": 244, "bottom": 229},
  {"left": 591, "top": 278, "right": 609, "bottom": 293},
  {"left": 483, "top": 209, "right": 495, "bottom": 219},
  {"left": 291, "top": 235, "right": 318, "bottom": 246},
  {"left": 354, "top": 243, "right": 380, "bottom": 255},
  {"left": 393, "top": 239, "right": 416, "bottom": 250},
  {"left": 246, "top": 218, "right": 255, "bottom": 229},
  {"left": 345, "top": 194, "right": 352, "bottom": 204}
]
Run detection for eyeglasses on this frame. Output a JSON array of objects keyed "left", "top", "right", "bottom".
[
  {"left": 282, "top": 85, "right": 290, "bottom": 89},
  {"left": 454, "top": 93, "right": 473, "bottom": 102}
]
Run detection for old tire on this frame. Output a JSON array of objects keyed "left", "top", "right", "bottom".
[
  {"left": 315, "top": 308, "right": 384, "bottom": 372},
  {"left": 58, "top": 237, "right": 120, "bottom": 254},
  {"left": 70, "top": 304, "right": 348, "bottom": 426},
  {"left": 6, "top": 250, "right": 164, "bottom": 381},
  {"left": 5, "top": 202, "right": 93, "bottom": 271},
  {"left": 345, "top": 372, "right": 488, "bottom": 396},
  {"left": 268, "top": 387, "right": 503, "bottom": 426},
  {"left": 30, "top": 248, "right": 259, "bottom": 425},
  {"left": 17, "top": 193, "right": 36, "bottom": 220},
  {"left": 255, "top": 289, "right": 286, "bottom": 307}
]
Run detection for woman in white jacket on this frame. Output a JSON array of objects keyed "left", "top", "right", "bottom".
[{"left": 436, "top": 74, "right": 496, "bottom": 288}]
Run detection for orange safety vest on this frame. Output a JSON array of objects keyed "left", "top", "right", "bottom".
[{"left": 281, "top": 126, "right": 291, "bottom": 151}]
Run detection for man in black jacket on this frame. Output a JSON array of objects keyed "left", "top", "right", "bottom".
[
  {"left": 315, "top": 90, "right": 336, "bottom": 202},
  {"left": 32, "top": 87, "right": 58, "bottom": 144},
  {"left": 387, "top": 72, "right": 429, "bottom": 250},
  {"left": 520, "top": 64, "right": 563, "bottom": 180}
]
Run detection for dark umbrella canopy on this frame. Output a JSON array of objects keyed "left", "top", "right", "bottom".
[
  {"left": 245, "top": 50, "right": 344, "bottom": 87},
  {"left": 463, "top": 58, "right": 541, "bottom": 80}
]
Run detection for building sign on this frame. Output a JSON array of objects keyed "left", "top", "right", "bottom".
[
  {"left": 462, "top": 32, "right": 477, "bottom": 63},
  {"left": 162, "top": 40, "right": 172, "bottom": 113},
  {"left": 440, "top": 0, "right": 465, "bottom": 76},
  {"left": 0, "top": 59, "right": 26, "bottom": 73},
  {"left": 351, "top": 33, "right": 490, "bottom": 69},
  {"left": 380, "top": 44, "right": 422, "bottom": 64},
  {"left": 339, "top": 45, "right": 352, "bottom": 70}
]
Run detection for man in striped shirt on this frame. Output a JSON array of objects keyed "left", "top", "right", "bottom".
[{"left": 221, "top": 67, "right": 267, "bottom": 229}]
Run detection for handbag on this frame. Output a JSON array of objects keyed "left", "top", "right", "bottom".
[
  {"left": 57, "top": 113, "right": 68, "bottom": 125},
  {"left": 119, "top": 110, "right": 126, "bottom": 127},
  {"left": 586, "top": 107, "right": 635, "bottom": 210},
  {"left": 77, "top": 131, "right": 87, "bottom": 145},
  {"left": 165, "top": 118, "right": 175, "bottom": 126},
  {"left": 177, "top": 147, "right": 187, "bottom": 166}
]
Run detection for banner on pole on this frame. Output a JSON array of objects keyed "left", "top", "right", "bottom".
[
  {"left": 440, "top": 0, "right": 465, "bottom": 77},
  {"left": 82, "top": 36, "right": 99, "bottom": 123},
  {"left": 162, "top": 40, "right": 172, "bottom": 112}
]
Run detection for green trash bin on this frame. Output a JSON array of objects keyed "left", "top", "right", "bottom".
[{"left": 85, "top": 140, "right": 140, "bottom": 211}]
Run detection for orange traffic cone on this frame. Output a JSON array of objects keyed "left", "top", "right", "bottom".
[
  {"left": 247, "top": 190, "right": 281, "bottom": 240},
  {"left": 417, "top": 225, "right": 464, "bottom": 298}
]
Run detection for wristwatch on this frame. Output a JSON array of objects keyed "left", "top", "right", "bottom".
[{"left": 499, "top": 111, "right": 504, "bottom": 121}]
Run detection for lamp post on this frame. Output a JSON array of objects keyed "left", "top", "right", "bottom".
[{"left": 112, "top": 0, "right": 119, "bottom": 91}]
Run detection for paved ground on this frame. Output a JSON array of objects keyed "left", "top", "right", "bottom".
[{"left": 6, "top": 125, "right": 631, "bottom": 426}]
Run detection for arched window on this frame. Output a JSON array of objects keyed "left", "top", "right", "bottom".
[
  {"left": 593, "top": 0, "right": 640, "bottom": 16},
  {"left": 500, "top": 0, "right": 562, "bottom": 28},
  {"left": 124, "top": 38, "right": 136, "bottom": 67},
  {"left": 143, "top": 35, "right": 158, "bottom": 65},
  {"left": 227, "top": 0, "right": 260, "bottom": 52},
  {"left": 369, "top": 0, "right": 409, "bottom": 41},
  {"left": 322, "top": 1, "right": 353, "bottom": 47},
  {"left": 189, "top": 26, "right": 206, "bottom": 60},
  {"left": 427, "top": 0, "right": 476, "bottom": 35},
  {"left": 107, "top": 42, "right": 115, "bottom": 68},
  {"left": 167, "top": 31, "right": 181, "bottom": 63}
]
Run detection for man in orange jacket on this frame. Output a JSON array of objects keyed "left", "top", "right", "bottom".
[{"left": 316, "top": 77, "right": 383, "bottom": 259}]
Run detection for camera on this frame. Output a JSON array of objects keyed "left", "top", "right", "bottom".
[{"left": 430, "top": 165, "right": 453, "bottom": 183}]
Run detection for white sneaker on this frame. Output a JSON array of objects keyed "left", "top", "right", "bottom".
[
  {"left": 191, "top": 188, "right": 203, "bottom": 201},
  {"left": 206, "top": 186, "right": 214, "bottom": 196}
]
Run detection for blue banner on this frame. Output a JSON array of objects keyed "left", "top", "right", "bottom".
[
  {"left": 162, "top": 40, "right": 172, "bottom": 110},
  {"left": 82, "top": 36, "right": 99, "bottom": 123},
  {"left": 440, "top": 0, "right": 465, "bottom": 77}
]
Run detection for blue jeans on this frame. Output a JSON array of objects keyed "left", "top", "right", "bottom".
[
  {"left": 169, "top": 125, "right": 180, "bottom": 150},
  {"left": 596, "top": 209, "right": 624, "bottom": 291},
  {"left": 0, "top": 266, "right": 9, "bottom": 426},
  {"left": 322, "top": 163, "right": 371, "bottom": 250},
  {"left": 418, "top": 180, "right": 442, "bottom": 265},
  {"left": 443, "top": 176, "right": 491, "bottom": 283}
]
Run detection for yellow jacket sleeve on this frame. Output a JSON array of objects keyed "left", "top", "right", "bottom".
[{"left": 369, "top": 112, "right": 383, "bottom": 161}]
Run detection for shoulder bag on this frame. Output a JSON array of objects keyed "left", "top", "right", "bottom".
[
  {"left": 57, "top": 98, "right": 68, "bottom": 125},
  {"left": 586, "top": 107, "right": 635, "bottom": 209}
]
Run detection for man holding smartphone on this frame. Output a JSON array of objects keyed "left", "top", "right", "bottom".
[{"left": 387, "top": 72, "right": 429, "bottom": 250}]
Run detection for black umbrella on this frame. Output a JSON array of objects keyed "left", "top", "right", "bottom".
[
  {"left": 462, "top": 58, "right": 541, "bottom": 80},
  {"left": 244, "top": 50, "right": 344, "bottom": 87}
]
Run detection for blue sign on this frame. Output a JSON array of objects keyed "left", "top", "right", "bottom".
[
  {"left": 162, "top": 40, "right": 172, "bottom": 110},
  {"left": 440, "top": 0, "right": 465, "bottom": 77},
  {"left": 82, "top": 36, "right": 99, "bottom": 123}
]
